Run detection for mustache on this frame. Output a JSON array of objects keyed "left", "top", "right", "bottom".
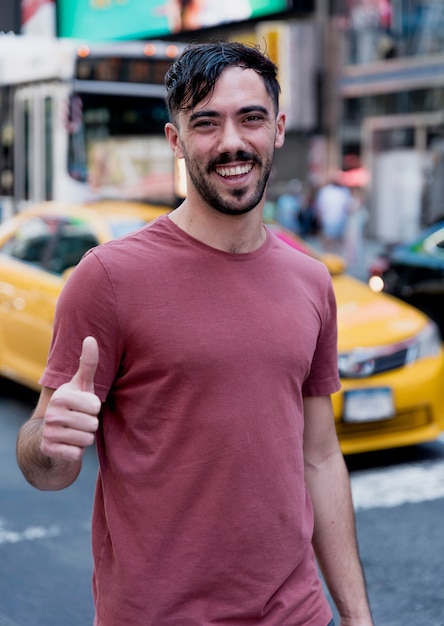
[{"left": 208, "top": 151, "right": 260, "bottom": 170}]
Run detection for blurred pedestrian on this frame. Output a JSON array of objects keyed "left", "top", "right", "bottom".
[
  {"left": 315, "top": 172, "right": 352, "bottom": 252},
  {"left": 275, "top": 178, "right": 303, "bottom": 233},
  {"left": 345, "top": 186, "right": 369, "bottom": 268},
  {"left": 298, "top": 182, "right": 318, "bottom": 237},
  {"left": 16, "top": 42, "right": 373, "bottom": 626}
]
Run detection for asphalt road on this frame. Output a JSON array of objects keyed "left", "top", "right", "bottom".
[
  {"left": 1, "top": 378, "right": 444, "bottom": 626},
  {"left": 343, "top": 442, "right": 444, "bottom": 626},
  {"left": 0, "top": 380, "right": 96, "bottom": 626}
]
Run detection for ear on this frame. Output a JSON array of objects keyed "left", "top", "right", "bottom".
[
  {"left": 274, "top": 112, "right": 286, "bottom": 149},
  {"left": 165, "top": 122, "right": 184, "bottom": 158}
]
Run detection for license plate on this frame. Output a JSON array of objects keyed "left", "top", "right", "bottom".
[{"left": 343, "top": 388, "right": 394, "bottom": 423}]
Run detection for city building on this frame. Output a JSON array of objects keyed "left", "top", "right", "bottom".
[
  {"left": 1, "top": 1, "right": 338, "bottom": 213},
  {"left": 339, "top": 0, "right": 444, "bottom": 243}
]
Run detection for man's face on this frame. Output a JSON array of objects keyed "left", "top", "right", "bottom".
[{"left": 166, "top": 66, "right": 285, "bottom": 216}]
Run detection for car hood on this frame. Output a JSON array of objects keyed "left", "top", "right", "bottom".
[
  {"left": 333, "top": 272, "right": 429, "bottom": 351},
  {"left": 268, "top": 222, "right": 429, "bottom": 350}
]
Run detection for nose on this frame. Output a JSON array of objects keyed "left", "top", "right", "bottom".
[{"left": 217, "top": 119, "right": 245, "bottom": 154}]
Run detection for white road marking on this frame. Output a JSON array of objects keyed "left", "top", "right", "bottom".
[
  {"left": 350, "top": 460, "right": 444, "bottom": 511},
  {"left": 2, "top": 449, "right": 444, "bottom": 543}
]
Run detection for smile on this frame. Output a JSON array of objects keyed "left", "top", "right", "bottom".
[{"left": 215, "top": 164, "right": 253, "bottom": 177}]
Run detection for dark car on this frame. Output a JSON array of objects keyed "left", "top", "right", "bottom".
[{"left": 369, "top": 221, "right": 444, "bottom": 337}]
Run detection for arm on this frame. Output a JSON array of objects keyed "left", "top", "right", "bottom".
[
  {"left": 303, "top": 395, "right": 373, "bottom": 626},
  {"left": 16, "top": 337, "right": 101, "bottom": 491}
]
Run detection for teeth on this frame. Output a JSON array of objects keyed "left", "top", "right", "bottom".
[{"left": 216, "top": 164, "right": 252, "bottom": 177}]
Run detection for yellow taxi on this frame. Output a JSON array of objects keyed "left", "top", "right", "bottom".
[
  {"left": 271, "top": 225, "right": 444, "bottom": 455},
  {"left": 0, "top": 201, "right": 167, "bottom": 391},
  {"left": 1, "top": 202, "right": 444, "bottom": 455}
]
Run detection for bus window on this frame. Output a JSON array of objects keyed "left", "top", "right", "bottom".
[
  {"left": 68, "top": 92, "right": 175, "bottom": 202},
  {"left": 66, "top": 94, "right": 87, "bottom": 183},
  {"left": 76, "top": 56, "right": 171, "bottom": 86},
  {"left": 0, "top": 87, "right": 14, "bottom": 199},
  {"left": 15, "top": 98, "right": 31, "bottom": 202},
  {"left": 44, "top": 97, "right": 54, "bottom": 200}
]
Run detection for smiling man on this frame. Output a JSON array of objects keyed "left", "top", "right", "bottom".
[
  {"left": 17, "top": 42, "right": 373, "bottom": 626},
  {"left": 166, "top": 66, "right": 282, "bottom": 221}
]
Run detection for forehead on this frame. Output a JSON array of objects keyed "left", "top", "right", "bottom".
[{"left": 193, "top": 66, "right": 272, "bottom": 112}]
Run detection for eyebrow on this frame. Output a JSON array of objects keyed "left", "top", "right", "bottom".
[{"left": 188, "top": 105, "right": 270, "bottom": 123}]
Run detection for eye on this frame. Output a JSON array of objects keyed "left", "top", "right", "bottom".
[
  {"left": 244, "top": 113, "right": 266, "bottom": 124},
  {"left": 192, "top": 119, "right": 216, "bottom": 129}
]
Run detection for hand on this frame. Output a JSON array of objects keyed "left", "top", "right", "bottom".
[{"left": 40, "top": 337, "right": 101, "bottom": 463}]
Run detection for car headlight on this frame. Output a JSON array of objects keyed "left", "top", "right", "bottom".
[
  {"left": 338, "top": 321, "right": 441, "bottom": 378},
  {"left": 407, "top": 321, "right": 441, "bottom": 362}
]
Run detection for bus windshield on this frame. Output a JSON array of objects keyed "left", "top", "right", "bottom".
[{"left": 67, "top": 91, "right": 175, "bottom": 203}]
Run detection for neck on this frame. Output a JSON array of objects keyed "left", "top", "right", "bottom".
[{"left": 169, "top": 200, "right": 266, "bottom": 254}]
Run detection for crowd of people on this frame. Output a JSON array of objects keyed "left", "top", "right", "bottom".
[{"left": 274, "top": 171, "right": 369, "bottom": 268}]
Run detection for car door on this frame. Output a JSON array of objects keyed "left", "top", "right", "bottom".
[
  {"left": 0, "top": 215, "right": 64, "bottom": 388},
  {"left": 0, "top": 212, "right": 102, "bottom": 388}
]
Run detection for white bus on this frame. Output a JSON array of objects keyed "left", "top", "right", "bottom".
[{"left": 0, "top": 34, "right": 186, "bottom": 217}]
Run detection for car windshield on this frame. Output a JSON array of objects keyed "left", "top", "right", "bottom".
[{"left": 109, "top": 218, "right": 148, "bottom": 239}]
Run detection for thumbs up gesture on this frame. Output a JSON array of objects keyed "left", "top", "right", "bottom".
[{"left": 41, "top": 337, "right": 101, "bottom": 463}]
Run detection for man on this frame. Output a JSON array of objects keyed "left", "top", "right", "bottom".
[
  {"left": 315, "top": 172, "right": 352, "bottom": 252},
  {"left": 16, "top": 42, "right": 373, "bottom": 626}
]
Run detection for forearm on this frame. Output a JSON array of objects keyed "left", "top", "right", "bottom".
[
  {"left": 305, "top": 450, "right": 373, "bottom": 626},
  {"left": 16, "top": 418, "right": 82, "bottom": 491}
]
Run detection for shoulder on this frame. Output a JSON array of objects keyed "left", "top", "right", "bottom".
[
  {"left": 85, "top": 213, "right": 175, "bottom": 267},
  {"left": 267, "top": 227, "right": 330, "bottom": 279}
]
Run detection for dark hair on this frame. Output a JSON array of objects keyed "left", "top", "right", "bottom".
[{"left": 165, "top": 41, "right": 280, "bottom": 123}]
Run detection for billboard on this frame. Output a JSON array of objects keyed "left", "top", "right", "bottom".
[
  {"left": 21, "top": 0, "right": 56, "bottom": 36},
  {"left": 57, "top": 0, "right": 288, "bottom": 40},
  {"left": 257, "top": 20, "right": 318, "bottom": 131}
]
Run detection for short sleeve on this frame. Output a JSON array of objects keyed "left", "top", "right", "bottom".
[
  {"left": 40, "top": 249, "right": 124, "bottom": 402},
  {"left": 302, "top": 267, "right": 341, "bottom": 397}
]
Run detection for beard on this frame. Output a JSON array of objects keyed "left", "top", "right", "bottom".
[{"left": 184, "top": 150, "right": 274, "bottom": 216}]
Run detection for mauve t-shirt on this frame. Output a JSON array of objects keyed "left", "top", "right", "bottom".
[{"left": 41, "top": 215, "right": 340, "bottom": 625}]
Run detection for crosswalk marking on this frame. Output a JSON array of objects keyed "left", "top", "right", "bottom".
[
  {"left": 350, "top": 460, "right": 444, "bottom": 510},
  {"left": 0, "top": 519, "right": 60, "bottom": 545}
]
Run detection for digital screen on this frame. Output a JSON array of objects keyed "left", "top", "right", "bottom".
[
  {"left": 76, "top": 57, "right": 173, "bottom": 85},
  {"left": 57, "top": 0, "right": 289, "bottom": 40}
]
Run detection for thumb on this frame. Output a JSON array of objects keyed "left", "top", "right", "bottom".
[{"left": 71, "top": 336, "right": 99, "bottom": 392}]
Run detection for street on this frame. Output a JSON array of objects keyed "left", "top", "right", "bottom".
[
  {"left": 0, "top": 379, "right": 95, "bottom": 626},
  {"left": 1, "top": 378, "right": 444, "bottom": 626}
]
